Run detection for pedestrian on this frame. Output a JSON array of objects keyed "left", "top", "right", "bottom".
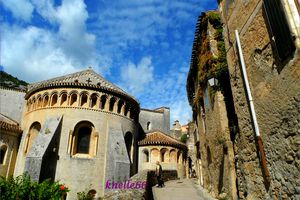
[{"left": 155, "top": 161, "right": 164, "bottom": 187}]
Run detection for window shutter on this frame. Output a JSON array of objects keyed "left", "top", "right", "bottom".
[{"left": 263, "top": 0, "right": 296, "bottom": 61}]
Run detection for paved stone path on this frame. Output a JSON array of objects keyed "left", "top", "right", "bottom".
[{"left": 152, "top": 178, "right": 217, "bottom": 200}]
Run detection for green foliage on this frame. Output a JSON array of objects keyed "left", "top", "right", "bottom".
[
  {"left": 0, "top": 173, "right": 69, "bottom": 200},
  {"left": 180, "top": 134, "right": 188, "bottom": 143},
  {"left": 77, "top": 191, "right": 94, "bottom": 200},
  {"left": 0, "top": 71, "right": 28, "bottom": 90}
]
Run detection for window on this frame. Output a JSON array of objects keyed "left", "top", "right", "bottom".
[
  {"left": 124, "top": 132, "right": 133, "bottom": 161},
  {"left": 0, "top": 145, "right": 7, "bottom": 164},
  {"left": 37, "top": 96, "right": 42, "bottom": 108},
  {"left": 70, "top": 93, "right": 78, "bottom": 106},
  {"left": 124, "top": 104, "right": 130, "bottom": 116},
  {"left": 169, "top": 149, "right": 177, "bottom": 163},
  {"left": 77, "top": 126, "right": 91, "bottom": 153},
  {"left": 146, "top": 122, "right": 151, "bottom": 130},
  {"left": 90, "top": 94, "right": 98, "bottom": 108},
  {"left": 109, "top": 97, "right": 116, "bottom": 112},
  {"left": 264, "top": 0, "right": 296, "bottom": 63},
  {"left": 72, "top": 121, "right": 94, "bottom": 155},
  {"left": 24, "top": 122, "right": 41, "bottom": 154},
  {"left": 117, "top": 100, "right": 124, "bottom": 114},
  {"left": 143, "top": 149, "right": 149, "bottom": 162},
  {"left": 100, "top": 95, "right": 107, "bottom": 110}
]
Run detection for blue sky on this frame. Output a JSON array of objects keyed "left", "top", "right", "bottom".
[{"left": 0, "top": 0, "right": 217, "bottom": 125}]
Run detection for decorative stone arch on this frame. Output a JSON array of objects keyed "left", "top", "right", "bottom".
[
  {"left": 36, "top": 95, "right": 42, "bottom": 108},
  {"left": 69, "top": 91, "right": 78, "bottom": 106},
  {"left": 42, "top": 93, "right": 49, "bottom": 107},
  {"left": 0, "top": 145, "right": 8, "bottom": 165},
  {"left": 27, "top": 99, "right": 32, "bottom": 111},
  {"left": 50, "top": 92, "right": 58, "bottom": 106},
  {"left": 59, "top": 91, "right": 68, "bottom": 106},
  {"left": 177, "top": 150, "right": 183, "bottom": 164},
  {"left": 100, "top": 94, "right": 107, "bottom": 110},
  {"left": 69, "top": 121, "right": 98, "bottom": 157},
  {"left": 160, "top": 148, "right": 168, "bottom": 162},
  {"left": 90, "top": 93, "right": 99, "bottom": 109},
  {"left": 124, "top": 131, "right": 133, "bottom": 162},
  {"left": 109, "top": 97, "right": 116, "bottom": 112},
  {"left": 169, "top": 149, "right": 177, "bottom": 163},
  {"left": 124, "top": 104, "right": 130, "bottom": 117},
  {"left": 117, "top": 99, "right": 124, "bottom": 114},
  {"left": 150, "top": 148, "right": 160, "bottom": 163},
  {"left": 31, "top": 97, "right": 36, "bottom": 110},
  {"left": 24, "top": 122, "right": 41, "bottom": 155},
  {"left": 142, "top": 148, "right": 149, "bottom": 162},
  {"left": 79, "top": 91, "right": 89, "bottom": 107}
]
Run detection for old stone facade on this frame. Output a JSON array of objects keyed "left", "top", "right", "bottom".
[{"left": 187, "top": 1, "right": 300, "bottom": 199}]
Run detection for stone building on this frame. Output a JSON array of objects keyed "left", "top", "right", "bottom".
[
  {"left": 0, "top": 67, "right": 185, "bottom": 199},
  {"left": 187, "top": 0, "right": 300, "bottom": 199},
  {"left": 12, "top": 68, "right": 140, "bottom": 199},
  {"left": 0, "top": 87, "right": 25, "bottom": 179},
  {"left": 138, "top": 130, "right": 187, "bottom": 179}
]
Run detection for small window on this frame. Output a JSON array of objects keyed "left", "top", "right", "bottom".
[
  {"left": 143, "top": 149, "right": 149, "bottom": 162},
  {"left": 51, "top": 94, "right": 58, "bottom": 106},
  {"left": 70, "top": 93, "right": 78, "bottom": 106},
  {"left": 43, "top": 95, "right": 49, "bottom": 107},
  {"left": 161, "top": 148, "right": 168, "bottom": 162},
  {"left": 147, "top": 122, "right": 151, "bottom": 130},
  {"left": 90, "top": 94, "right": 98, "bottom": 108},
  {"left": 0, "top": 145, "right": 7, "bottom": 164},
  {"left": 80, "top": 93, "right": 88, "bottom": 107},
  {"left": 109, "top": 97, "right": 116, "bottom": 112},
  {"left": 263, "top": 0, "right": 296, "bottom": 64},
  {"left": 100, "top": 95, "right": 107, "bottom": 110}
]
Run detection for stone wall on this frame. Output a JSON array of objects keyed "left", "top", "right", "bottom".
[
  {"left": 139, "top": 108, "right": 170, "bottom": 134},
  {"left": 220, "top": 0, "right": 300, "bottom": 199},
  {"left": 0, "top": 87, "right": 25, "bottom": 123}
]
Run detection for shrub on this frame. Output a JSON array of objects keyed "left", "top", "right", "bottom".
[
  {"left": 180, "top": 134, "right": 188, "bottom": 143},
  {"left": 0, "top": 173, "right": 69, "bottom": 200}
]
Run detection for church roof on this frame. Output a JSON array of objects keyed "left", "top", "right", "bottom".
[
  {"left": 26, "top": 67, "right": 138, "bottom": 102},
  {"left": 138, "top": 130, "right": 187, "bottom": 150}
]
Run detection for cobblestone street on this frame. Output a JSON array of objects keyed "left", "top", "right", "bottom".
[{"left": 152, "top": 178, "right": 217, "bottom": 200}]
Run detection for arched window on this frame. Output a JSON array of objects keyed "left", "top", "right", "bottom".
[
  {"left": 117, "top": 100, "right": 124, "bottom": 114},
  {"left": 124, "top": 132, "right": 133, "bottom": 161},
  {"left": 70, "top": 93, "right": 78, "bottom": 106},
  {"left": 160, "top": 148, "right": 168, "bottom": 162},
  {"left": 27, "top": 100, "right": 32, "bottom": 111},
  {"left": 109, "top": 97, "right": 116, "bottom": 112},
  {"left": 100, "top": 95, "right": 107, "bottom": 110},
  {"left": 43, "top": 95, "right": 49, "bottom": 107},
  {"left": 0, "top": 145, "right": 7, "bottom": 164},
  {"left": 143, "top": 149, "right": 149, "bottom": 162},
  {"left": 90, "top": 93, "right": 98, "bottom": 108},
  {"left": 60, "top": 93, "right": 68, "bottom": 106},
  {"left": 72, "top": 121, "right": 94, "bottom": 155},
  {"left": 151, "top": 148, "right": 160, "bottom": 163},
  {"left": 24, "top": 122, "right": 41, "bottom": 154},
  {"left": 169, "top": 149, "right": 177, "bottom": 163},
  {"left": 80, "top": 93, "right": 88, "bottom": 107},
  {"left": 51, "top": 93, "right": 58, "bottom": 106},
  {"left": 147, "top": 122, "right": 151, "bottom": 130}
]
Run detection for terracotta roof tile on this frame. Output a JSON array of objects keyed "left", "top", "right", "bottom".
[{"left": 138, "top": 130, "right": 187, "bottom": 150}]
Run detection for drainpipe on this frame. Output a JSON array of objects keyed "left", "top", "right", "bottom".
[{"left": 234, "top": 30, "right": 271, "bottom": 184}]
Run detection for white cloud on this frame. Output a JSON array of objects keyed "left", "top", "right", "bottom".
[
  {"left": 120, "top": 57, "right": 154, "bottom": 94},
  {"left": 1, "top": 0, "right": 34, "bottom": 21},
  {"left": 1, "top": 0, "right": 110, "bottom": 83}
]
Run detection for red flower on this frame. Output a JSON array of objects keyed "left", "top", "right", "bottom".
[{"left": 60, "top": 185, "right": 65, "bottom": 190}]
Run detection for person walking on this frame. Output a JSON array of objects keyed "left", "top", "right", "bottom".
[{"left": 155, "top": 161, "right": 164, "bottom": 187}]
